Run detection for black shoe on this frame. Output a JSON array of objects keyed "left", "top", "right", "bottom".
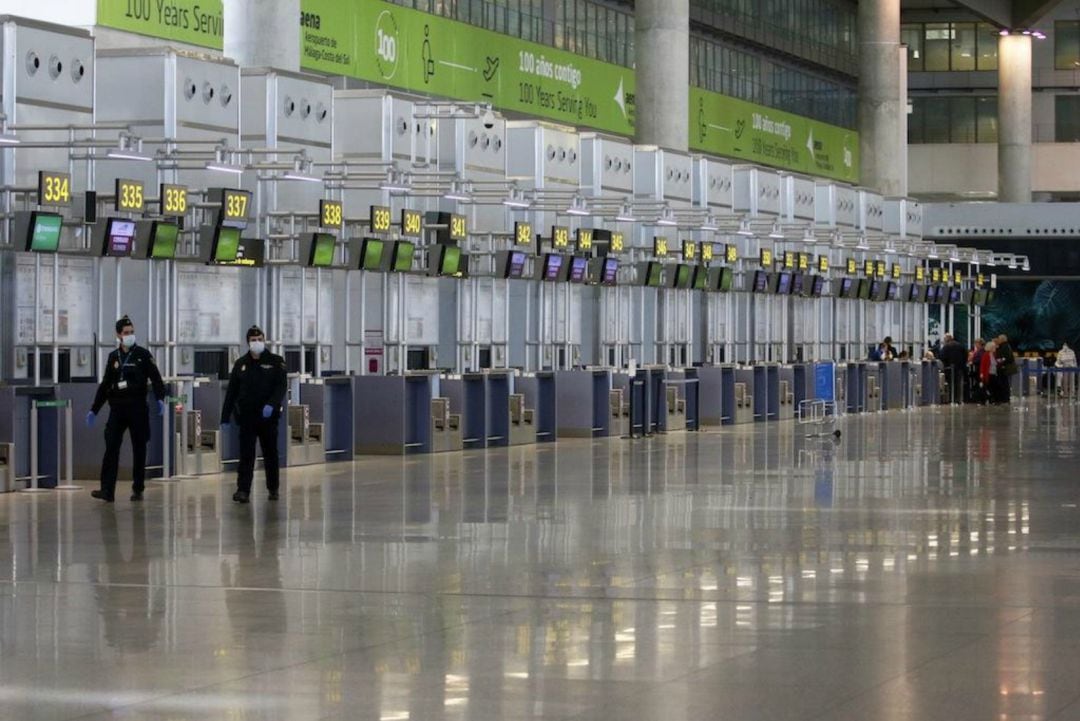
[
  {"left": 267, "top": 490, "right": 279, "bottom": 501},
  {"left": 91, "top": 490, "right": 114, "bottom": 503},
  {"left": 130, "top": 491, "right": 143, "bottom": 502},
  {"left": 232, "top": 490, "right": 250, "bottom": 504}
]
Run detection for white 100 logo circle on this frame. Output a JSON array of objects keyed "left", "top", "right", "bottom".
[
  {"left": 377, "top": 30, "right": 396, "bottom": 62},
  {"left": 375, "top": 11, "right": 399, "bottom": 80}
]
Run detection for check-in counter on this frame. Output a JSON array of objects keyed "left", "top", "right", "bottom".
[
  {"left": 733, "top": 366, "right": 754, "bottom": 424},
  {"left": 753, "top": 365, "right": 780, "bottom": 422},
  {"left": 792, "top": 363, "right": 813, "bottom": 413},
  {"left": 661, "top": 369, "right": 688, "bottom": 432},
  {"left": 777, "top": 365, "right": 796, "bottom": 420},
  {"left": 880, "top": 361, "right": 906, "bottom": 411},
  {"left": 442, "top": 374, "right": 490, "bottom": 449},
  {"left": 0, "top": 385, "right": 59, "bottom": 490},
  {"left": 556, "top": 369, "right": 611, "bottom": 438},
  {"left": 188, "top": 379, "right": 228, "bottom": 475},
  {"left": 697, "top": 366, "right": 730, "bottom": 427},
  {"left": 844, "top": 362, "right": 869, "bottom": 414},
  {"left": 353, "top": 373, "right": 440, "bottom": 455},
  {"left": 682, "top": 367, "right": 700, "bottom": 430},
  {"left": 516, "top": 372, "right": 556, "bottom": 443},
  {"left": 294, "top": 377, "right": 352, "bottom": 464}
]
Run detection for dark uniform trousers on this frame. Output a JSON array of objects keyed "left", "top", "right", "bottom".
[
  {"left": 101, "top": 403, "right": 151, "bottom": 497},
  {"left": 237, "top": 417, "right": 280, "bottom": 494}
]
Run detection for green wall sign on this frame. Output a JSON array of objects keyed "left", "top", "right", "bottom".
[
  {"left": 97, "top": 0, "right": 224, "bottom": 50},
  {"left": 300, "top": 0, "right": 635, "bottom": 136},
  {"left": 98, "top": 0, "right": 860, "bottom": 181},
  {"left": 690, "top": 88, "right": 859, "bottom": 183}
]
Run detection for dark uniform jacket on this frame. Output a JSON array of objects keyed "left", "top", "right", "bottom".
[
  {"left": 940, "top": 340, "right": 969, "bottom": 369},
  {"left": 91, "top": 345, "right": 166, "bottom": 414},
  {"left": 221, "top": 351, "right": 288, "bottom": 424}
]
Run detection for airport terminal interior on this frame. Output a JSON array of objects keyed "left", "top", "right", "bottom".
[{"left": 2, "top": 0, "right": 1080, "bottom": 719}]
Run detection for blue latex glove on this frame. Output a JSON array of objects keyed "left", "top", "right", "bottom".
[
  {"left": 85, "top": 411, "right": 96, "bottom": 428},
  {"left": 157, "top": 400, "right": 167, "bottom": 417},
  {"left": 261, "top": 405, "right": 274, "bottom": 419}
]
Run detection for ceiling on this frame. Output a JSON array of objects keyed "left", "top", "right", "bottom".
[{"left": 899, "top": 0, "right": 1065, "bottom": 28}]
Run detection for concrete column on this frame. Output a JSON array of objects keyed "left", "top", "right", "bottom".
[
  {"left": 857, "top": 0, "right": 906, "bottom": 197},
  {"left": 635, "top": 0, "right": 689, "bottom": 151},
  {"left": 998, "top": 34, "right": 1033, "bottom": 203},
  {"left": 224, "top": 0, "right": 300, "bottom": 71}
]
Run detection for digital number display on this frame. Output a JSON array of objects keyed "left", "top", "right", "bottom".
[
  {"left": 784, "top": 251, "right": 794, "bottom": 269},
  {"left": 222, "top": 189, "right": 251, "bottom": 222},
  {"left": 38, "top": 170, "right": 72, "bottom": 206},
  {"left": 115, "top": 179, "right": 145, "bottom": 212},
  {"left": 552, "top": 225, "right": 570, "bottom": 249},
  {"left": 818, "top": 256, "right": 829, "bottom": 273},
  {"left": 864, "top": 260, "right": 875, "bottom": 277},
  {"left": 320, "top": 199, "right": 343, "bottom": 228},
  {"left": 402, "top": 208, "right": 423, "bottom": 237},
  {"left": 954, "top": 270, "right": 963, "bottom": 285},
  {"left": 450, "top": 213, "right": 467, "bottom": 241},
  {"left": 726, "top": 244, "right": 738, "bottom": 263},
  {"left": 846, "top": 258, "right": 857, "bottom": 275},
  {"left": 876, "top": 261, "right": 886, "bottom": 278},
  {"left": 370, "top": 205, "right": 392, "bottom": 233},
  {"left": 515, "top": 221, "right": 533, "bottom": 246},
  {"left": 684, "top": 240, "right": 697, "bottom": 260},
  {"left": 701, "top": 243, "right": 714, "bottom": 262},
  {"left": 160, "top": 184, "right": 188, "bottom": 216},
  {"left": 798, "top": 253, "right": 809, "bottom": 271},
  {"left": 611, "top": 232, "right": 624, "bottom": 253},
  {"left": 977, "top": 273, "right": 985, "bottom": 287},
  {"left": 760, "top": 248, "right": 773, "bottom": 268},
  {"left": 892, "top": 263, "right": 902, "bottom": 279},
  {"left": 916, "top": 266, "right": 925, "bottom": 282},
  {"left": 653, "top": 236, "right": 669, "bottom": 257},
  {"left": 577, "top": 228, "right": 593, "bottom": 252},
  {"left": 932, "top": 268, "right": 942, "bottom": 283}
]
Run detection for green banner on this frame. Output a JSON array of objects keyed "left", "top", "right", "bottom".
[
  {"left": 96, "top": 0, "right": 224, "bottom": 50},
  {"left": 690, "top": 88, "right": 860, "bottom": 183},
  {"left": 300, "top": 0, "right": 635, "bottom": 136}
]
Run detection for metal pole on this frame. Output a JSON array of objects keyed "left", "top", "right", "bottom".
[
  {"left": 51, "top": 253, "right": 59, "bottom": 385},
  {"left": 56, "top": 402, "right": 78, "bottom": 490},
  {"left": 22, "top": 402, "right": 47, "bottom": 492}
]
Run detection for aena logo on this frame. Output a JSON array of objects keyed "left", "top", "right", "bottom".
[{"left": 375, "top": 11, "right": 399, "bottom": 80}]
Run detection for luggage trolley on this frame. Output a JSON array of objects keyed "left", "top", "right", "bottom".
[{"left": 798, "top": 362, "right": 843, "bottom": 440}]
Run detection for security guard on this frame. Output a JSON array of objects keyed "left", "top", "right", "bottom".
[
  {"left": 87, "top": 316, "right": 166, "bottom": 502},
  {"left": 221, "top": 326, "right": 287, "bottom": 503}
]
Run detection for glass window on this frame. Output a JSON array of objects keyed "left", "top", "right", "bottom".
[
  {"left": 949, "top": 96, "right": 976, "bottom": 142},
  {"left": 924, "top": 23, "right": 952, "bottom": 71},
  {"left": 1056, "top": 20, "right": 1080, "bottom": 70},
  {"left": 902, "top": 24, "right": 924, "bottom": 71},
  {"left": 951, "top": 22, "right": 977, "bottom": 71},
  {"left": 976, "top": 97, "right": 998, "bottom": 143},
  {"left": 922, "top": 98, "right": 951, "bottom": 143},
  {"left": 1055, "top": 95, "right": 1080, "bottom": 141},
  {"left": 976, "top": 23, "right": 999, "bottom": 70}
]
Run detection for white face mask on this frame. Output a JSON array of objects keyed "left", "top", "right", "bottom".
[
  {"left": 121, "top": 335, "right": 136, "bottom": 349},
  {"left": 249, "top": 340, "right": 266, "bottom": 356}
]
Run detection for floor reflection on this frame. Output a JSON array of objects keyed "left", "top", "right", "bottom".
[{"left": 0, "top": 402, "right": 1078, "bottom": 720}]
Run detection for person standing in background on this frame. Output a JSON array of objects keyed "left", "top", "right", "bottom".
[
  {"left": 221, "top": 326, "right": 288, "bottom": 504},
  {"left": 87, "top": 316, "right": 166, "bottom": 502}
]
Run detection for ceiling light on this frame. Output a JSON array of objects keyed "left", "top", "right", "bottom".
[
  {"left": 444, "top": 190, "right": 472, "bottom": 202},
  {"left": 656, "top": 217, "right": 678, "bottom": 226},
  {"left": 768, "top": 224, "right": 784, "bottom": 239},
  {"left": 204, "top": 161, "right": 245, "bottom": 174},
  {"left": 0, "top": 134, "right": 18, "bottom": 145},
  {"left": 736, "top": 219, "right": 754, "bottom": 236},
  {"left": 503, "top": 197, "right": 531, "bottom": 209},
  {"left": 107, "top": 147, "right": 153, "bottom": 162},
  {"left": 566, "top": 206, "right": 590, "bottom": 216},
  {"left": 999, "top": 29, "right": 1010, "bottom": 36},
  {"left": 281, "top": 170, "right": 321, "bottom": 182}
]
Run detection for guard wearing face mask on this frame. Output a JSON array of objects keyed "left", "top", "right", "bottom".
[
  {"left": 221, "top": 326, "right": 287, "bottom": 503},
  {"left": 87, "top": 316, "right": 167, "bottom": 502}
]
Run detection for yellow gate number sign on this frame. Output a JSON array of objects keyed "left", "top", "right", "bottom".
[{"left": 38, "top": 170, "right": 72, "bottom": 206}]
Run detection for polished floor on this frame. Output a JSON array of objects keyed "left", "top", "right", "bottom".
[{"left": 3, "top": 401, "right": 1080, "bottom": 720}]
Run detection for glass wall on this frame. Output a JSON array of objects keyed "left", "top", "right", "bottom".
[
  {"left": 691, "top": 0, "right": 857, "bottom": 73},
  {"left": 902, "top": 23, "right": 999, "bottom": 71},
  {"left": 1055, "top": 95, "right": 1080, "bottom": 141},
  {"left": 387, "top": 0, "right": 636, "bottom": 68},
  {"left": 1055, "top": 20, "right": 1080, "bottom": 70},
  {"left": 908, "top": 96, "right": 998, "bottom": 143}
]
